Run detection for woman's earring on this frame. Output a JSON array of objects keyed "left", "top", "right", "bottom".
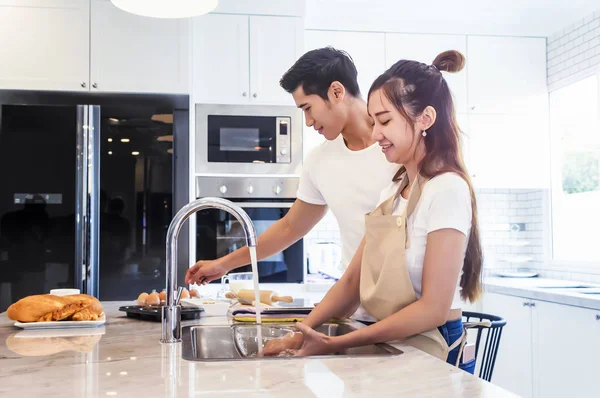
[{"left": 422, "top": 129, "right": 427, "bottom": 137}]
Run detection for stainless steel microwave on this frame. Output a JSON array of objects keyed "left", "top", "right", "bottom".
[{"left": 195, "top": 104, "right": 303, "bottom": 175}]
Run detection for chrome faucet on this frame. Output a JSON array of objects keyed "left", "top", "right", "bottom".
[{"left": 161, "top": 197, "right": 257, "bottom": 343}]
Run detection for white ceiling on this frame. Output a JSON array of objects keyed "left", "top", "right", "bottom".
[{"left": 305, "top": 0, "right": 600, "bottom": 37}]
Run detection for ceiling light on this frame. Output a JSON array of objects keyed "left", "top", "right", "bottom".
[
  {"left": 108, "top": 138, "right": 113, "bottom": 142},
  {"left": 108, "top": 118, "right": 119, "bottom": 123},
  {"left": 110, "top": 0, "right": 218, "bottom": 19},
  {"left": 152, "top": 114, "right": 173, "bottom": 124},
  {"left": 132, "top": 151, "right": 140, "bottom": 156},
  {"left": 157, "top": 135, "right": 173, "bottom": 142},
  {"left": 121, "top": 138, "right": 130, "bottom": 143},
  {"left": 108, "top": 151, "right": 113, "bottom": 155}
]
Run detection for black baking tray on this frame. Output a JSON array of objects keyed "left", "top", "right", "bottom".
[{"left": 119, "top": 305, "right": 203, "bottom": 322}]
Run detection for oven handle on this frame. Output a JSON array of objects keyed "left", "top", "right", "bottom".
[{"left": 226, "top": 201, "right": 294, "bottom": 209}]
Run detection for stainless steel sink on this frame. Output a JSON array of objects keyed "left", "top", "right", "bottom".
[{"left": 181, "top": 322, "right": 403, "bottom": 361}]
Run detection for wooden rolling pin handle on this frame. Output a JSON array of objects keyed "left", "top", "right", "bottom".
[{"left": 273, "top": 295, "right": 293, "bottom": 303}]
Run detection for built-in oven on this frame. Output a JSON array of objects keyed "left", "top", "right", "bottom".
[
  {"left": 195, "top": 104, "right": 303, "bottom": 175},
  {"left": 195, "top": 176, "right": 303, "bottom": 284}
]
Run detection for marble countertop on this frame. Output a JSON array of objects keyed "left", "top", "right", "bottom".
[
  {"left": 484, "top": 277, "right": 600, "bottom": 311},
  {"left": 0, "top": 302, "right": 516, "bottom": 397}
]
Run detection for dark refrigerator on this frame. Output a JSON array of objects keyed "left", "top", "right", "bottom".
[{"left": 0, "top": 90, "right": 190, "bottom": 311}]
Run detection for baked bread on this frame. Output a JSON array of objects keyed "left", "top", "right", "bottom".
[{"left": 7, "top": 294, "right": 103, "bottom": 323}]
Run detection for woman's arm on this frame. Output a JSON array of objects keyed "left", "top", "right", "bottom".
[
  {"left": 298, "top": 229, "right": 465, "bottom": 355},
  {"left": 262, "top": 238, "right": 364, "bottom": 356}
]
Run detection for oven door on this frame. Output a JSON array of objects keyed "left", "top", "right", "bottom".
[{"left": 196, "top": 200, "right": 303, "bottom": 283}]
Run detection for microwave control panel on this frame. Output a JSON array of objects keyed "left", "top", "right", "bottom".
[{"left": 276, "top": 117, "right": 291, "bottom": 163}]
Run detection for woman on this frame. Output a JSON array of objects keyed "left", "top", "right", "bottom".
[{"left": 263, "top": 50, "right": 483, "bottom": 372}]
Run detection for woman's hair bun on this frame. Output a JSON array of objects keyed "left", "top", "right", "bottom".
[{"left": 432, "top": 50, "right": 465, "bottom": 73}]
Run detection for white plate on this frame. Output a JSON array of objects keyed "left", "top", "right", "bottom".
[
  {"left": 13, "top": 326, "right": 106, "bottom": 338},
  {"left": 14, "top": 314, "right": 106, "bottom": 330},
  {"left": 496, "top": 271, "right": 539, "bottom": 278}
]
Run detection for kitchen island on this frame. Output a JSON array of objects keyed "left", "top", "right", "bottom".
[{"left": 0, "top": 302, "right": 515, "bottom": 397}]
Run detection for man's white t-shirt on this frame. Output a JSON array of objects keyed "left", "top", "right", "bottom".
[
  {"left": 376, "top": 172, "right": 472, "bottom": 310},
  {"left": 297, "top": 134, "right": 398, "bottom": 269}
]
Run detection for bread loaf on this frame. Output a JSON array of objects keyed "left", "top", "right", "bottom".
[{"left": 7, "top": 294, "right": 103, "bottom": 323}]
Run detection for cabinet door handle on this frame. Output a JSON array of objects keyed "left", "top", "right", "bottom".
[
  {"left": 81, "top": 82, "right": 87, "bottom": 88},
  {"left": 523, "top": 302, "right": 530, "bottom": 307},
  {"left": 242, "top": 92, "right": 247, "bottom": 97},
  {"left": 92, "top": 82, "right": 98, "bottom": 89},
  {"left": 253, "top": 93, "right": 257, "bottom": 98},
  {"left": 596, "top": 314, "right": 600, "bottom": 321},
  {"left": 530, "top": 302, "right": 536, "bottom": 307}
]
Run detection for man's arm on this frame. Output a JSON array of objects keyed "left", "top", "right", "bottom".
[
  {"left": 224, "top": 199, "right": 326, "bottom": 268},
  {"left": 186, "top": 199, "right": 327, "bottom": 284}
]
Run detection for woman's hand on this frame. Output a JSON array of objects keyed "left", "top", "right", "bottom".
[
  {"left": 262, "top": 331, "right": 304, "bottom": 356},
  {"left": 293, "top": 323, "right": 338, "bottom": 357}
]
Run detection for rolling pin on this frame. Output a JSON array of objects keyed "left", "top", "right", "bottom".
[{"left": 236, "top": 289, "right": 293, "bottom": 305}]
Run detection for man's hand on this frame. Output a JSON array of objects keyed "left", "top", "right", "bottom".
[{"left": 185, "top": 259, "right": 229, "bottom": 285}]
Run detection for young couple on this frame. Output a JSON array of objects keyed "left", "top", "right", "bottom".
[{"left": 186, "top": 47, "right": 482, "bottom": 372}]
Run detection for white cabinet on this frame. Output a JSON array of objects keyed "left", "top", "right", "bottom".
[
  {"left": 385, "top": 34, "right": 468, "bottom": 114},
  {"left": 481, "top": 292, "right": 600, "bottom": 398},
  {"left": 193, "top": 14, "right": 303, "bottom": 105},
  {"left": 90, "top": 0, "right": 189, "bottom": 94},
  {"left": 304, "top": 30, "right": 386, "bottom": 99},
  {"left": 0, "top": 0, "right": 90, "bottom": 91},
  {"left": 467, "top": 36, "right": 547, "bottom": 114},
  {"left": 482, "top": 293, "right": 534, "bottom": 398},
  {"left": 532, "top": 301, "right": 600, "bottom": 398},
  {"left": 192, "top": 14, "right": 249, "bottom": 104},
  {"left": 249, "top": 16, "right": 304, "bottom": 105},
  {"left": 467, "top": 113, "right": 550, "bottom": 189}
]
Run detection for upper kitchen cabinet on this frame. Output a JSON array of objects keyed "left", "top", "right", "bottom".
[
  {"left": 467, "top": 36, "right": 547, "bottom": 114},
  {"left": 304, "top": 30, "right": 386, "bottom": 98},
  {"left": 468, "top": 113, "right": 550, "bottom": 189},
  {"left": 0, "top": 0, "right": 90, "bottom": 91},
  {"left": 90, "top": 0, "right": 189, "bottom": 94},
  {"left": 192, "top": 14, "right": 303, "bottom": 105},
  {"left": 249, "top": 16, "right": 304, "bottom": 105},
  {"left": 385, "top": 34, "right": 468, "bottom": 114},
  {"left": 193, "top": 14, "right": 249, "bottom": 104}
]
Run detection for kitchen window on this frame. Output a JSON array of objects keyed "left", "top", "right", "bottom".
[{"left": 549, "top": 73, "right": 600, "bottom": 264}]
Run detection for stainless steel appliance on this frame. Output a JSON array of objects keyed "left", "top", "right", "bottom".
[
  {"left": 0, "top": 90, "right": 189, "bottom": 310},
  {"left": 195, "top": 104, "right": 303, "bottom": 175},
  {"left": 195, "top": 176, "right": 304, "bottom": 283}
]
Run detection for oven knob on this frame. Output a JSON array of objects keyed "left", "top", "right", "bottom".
[
  {"left": 247, "top": 185, "right": 254, "bottom": 194},
  {"left": 219, "top": 185, "right": 227, "bottom": 195},
  {"left": 273, "top": 185, "right": 282, "bottom": 195},
  {"left": 280, "top": 148, "right": 288, "bottom": 156}
]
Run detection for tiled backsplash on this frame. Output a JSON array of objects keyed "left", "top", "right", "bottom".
[
  {"left": 547, "top": 9, "right": 600, "bottom": 91},
  {"left": 306, "top": 188, "right": 549, "bottom": 272},
  {"left": 305, "top": 187, "right": 600, "bottom": 284}
]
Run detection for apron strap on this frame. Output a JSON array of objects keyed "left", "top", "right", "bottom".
[
  {"left": 376, "top": 172, "right": 430, "bottom": 249},
  {"left": 450, "top": 320, "right": 492, "bottom": 367}
]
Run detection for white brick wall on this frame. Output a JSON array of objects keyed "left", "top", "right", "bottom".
[
  {"left": 306, "top": 187, "right": 549, "bottom": 275},
  {"left": 547, "top": 9, "right": 600, "bottom": 91}
]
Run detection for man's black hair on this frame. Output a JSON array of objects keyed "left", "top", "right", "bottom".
[{"left": 280, "top": 46, "right": 360, "bottom": 100}]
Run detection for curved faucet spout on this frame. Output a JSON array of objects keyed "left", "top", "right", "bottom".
[{"left": 161, "top": 197, "right": 257, "bottom": 343}]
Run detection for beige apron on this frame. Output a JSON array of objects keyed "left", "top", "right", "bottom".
[{"left": 359, "top": 173, "right": 467, "bottom": 364}]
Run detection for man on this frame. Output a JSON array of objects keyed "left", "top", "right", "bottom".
[{"left": 185, "top": 47, "right": 397, "bottom": 308}]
